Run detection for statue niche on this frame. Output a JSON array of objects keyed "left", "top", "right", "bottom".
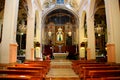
[{"left": 56, "top": 27, "right": 64, "bottom": 44}]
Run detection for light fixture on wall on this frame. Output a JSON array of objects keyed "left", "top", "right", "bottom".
[
  {"left": 47, "top": 22, "right": 55, "bottom": 37},
  {"left": 95, "top": 24, "right": 103, "bottom": 36},
  {"left": 18, "top": 20, "right": 26, "bottom": 35},
  {"left": 68, "top": 30, "right": 72, "bottom": 36},
  {"left": 48, "top": 30, "right": 52, "bottom": 37}
]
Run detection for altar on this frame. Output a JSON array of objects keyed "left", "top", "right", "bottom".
[{"left": 53, "top": 53, "right": 68, "bottom": 59}]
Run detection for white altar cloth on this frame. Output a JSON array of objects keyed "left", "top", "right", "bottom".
[{"left": 53, "top": 53, "right": 68, "bottom": 59}]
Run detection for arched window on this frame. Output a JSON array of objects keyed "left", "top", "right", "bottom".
[{"left": 57, "top": 0, "right": 64, "bottom": 4}]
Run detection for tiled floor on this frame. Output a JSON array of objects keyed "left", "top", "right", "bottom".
[{"left": 45, "top": 59, "right": 79, "bottom": 80}]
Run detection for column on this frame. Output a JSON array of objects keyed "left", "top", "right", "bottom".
[
  {"left": 39, "top": 12, "right": 43, "bottom": 60},
  {"left": 87, "top": 16, "right": 96, "bottom": 60},
  {"left": 0, "top": 0, "right": 19, "bottom": 63},
  {"left": 36, "top": 12, "right": 43, "bottom": 60},
  {"left": 79, "top": 16, "right": 85, "bottom": 59},
  {"left": 26, "top": 10, "right": 35, "bottom": 60},
  {"left": 105, "top": 0, "right": 120, "bottom": 63},
  {"left": 35, "top": 19, "right": 41, "bottom": 58}
]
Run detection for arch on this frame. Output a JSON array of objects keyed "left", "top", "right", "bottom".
[
  {"left": 79, "top": 11, "right": 87, "bottom": 59},
  {"left": 94, "top": 0, "right": 107, "bottom": 62},
  {"left": 42, "top": 6, "right": 79, "bottom": 26},
  {"left": 80, "top": 11, "right": 87, "bottom": 42},
  {"left": 0, "top": 0, "right": 5, "bottom": 43},
  {"left": 119, "top": 0, "right": 120, "bottom": 10},
  {"left": 26, "top": 0, "right": 33, "bottom": 17},
  {"left": 81, "top": 11, "right": 86, "bottom": 29},
  {"left": 41, "top": 6, "right": 79, "bottom": 57},
  {"left": 41, "top": 6, "right": 79, "bottom": 44},
  {"left": 41, "top": 6, "right": 79, "bottom": 45},
  {"left": 88, "top": 0, "right": 96, "bottom": 17},
  {"left": 34, "top": 10, "right": 41, "bottom": 43}
]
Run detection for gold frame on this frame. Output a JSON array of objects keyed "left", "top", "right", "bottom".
[{"left": 55, "top": 26, "right": 65, "bottom": 44}]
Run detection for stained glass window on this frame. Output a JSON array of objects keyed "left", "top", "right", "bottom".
[{"left": 57, "top": 0, "right": 64, "bottom": 4}]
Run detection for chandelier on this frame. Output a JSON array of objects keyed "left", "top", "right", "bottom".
[
  {"left": 95, "top": 24, "right": 103, "bottom": 36},
  {"left": 18, "top": 20, "right": 26, "bottom": 35}
]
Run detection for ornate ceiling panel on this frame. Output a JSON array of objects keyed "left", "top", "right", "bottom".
[{"left": 42, "top": 0, "right": 79, "bottom": 10}]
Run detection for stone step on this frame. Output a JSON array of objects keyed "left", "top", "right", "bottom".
[
  {"left": 46, "top": 59, "right": 79, "bottom": 80},
  {"left": 45, "top": 77, "right": 80, "bottom": 80}
]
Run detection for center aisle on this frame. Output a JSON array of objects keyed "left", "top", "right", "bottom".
[{"left": 45, "top": 59, "right": 79, "bottom": 80}]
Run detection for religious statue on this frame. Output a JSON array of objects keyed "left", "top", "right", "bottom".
[{"left": 56, "top": 27, "right": 64, "bottom": 42}]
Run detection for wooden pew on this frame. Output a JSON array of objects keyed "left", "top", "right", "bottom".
[
  {"left": 0, "top": 69, "right": 40, "bottom": 75},
  {"left": 0, "top": 75, "right": 41, "bottom": 80},
  {"left": 24, "top": 60, "right": 50, "bottom": 68},
  {"left": 0, "top": 75, "right": 31, "bottom": 80},
  {"left": 0, "top": 69, "right": 42, "bottom": 80},
  {"left": 24, "top": 60, "right": 51, "bottom": 65},
  {"left": 14, "top": 63, "right": 49, "bottom": 74},
  {"left": 72, "top": 60, "right": 96, "bottom": 71},
  {"left": 88, "top": 70, "right": 120, "bottom": 80},
  {"left": 76, "top": 63, "right": 110, "bottom": 74},
  {"left": 72, "top": 60, "right": 107, "bottom": 74},
  {"left": 101, "top": 77, "right": 120, "bottom": 80},
  {"left": 7, "top": 66, "right": 45, "bottom": 77},
  {"left": 81, "top": 66, "right": 120, "bottom": 80}
]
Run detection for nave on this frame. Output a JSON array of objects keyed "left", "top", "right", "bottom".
[
  {"left": 46, "top": 59, "right": 79, "bottom": 80},
  {"left": 1, "top": 57, "right": 120, "bottom": 80}
]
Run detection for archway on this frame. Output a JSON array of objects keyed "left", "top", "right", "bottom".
[
  {"left": 80, "top": 11, "right": 88, "bottom": 60},
  {"left": 0, "top": 0, "right": 5, "bottom": 43},
  {"left": 16, "top": 0, "right": 28, "bottom": 63},
  {"left": 94, "top": 0, "right": 107, "bottom": 62},
  {"left": 42, "top": 8, "right": 79, "bottom": 60},
  {"left": 119, "top": 0, "right": 120, "bottom": 9}
]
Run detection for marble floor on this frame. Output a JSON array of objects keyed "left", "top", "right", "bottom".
[{"left": 45, "top": 59, "right": 79, "bottom": 80}]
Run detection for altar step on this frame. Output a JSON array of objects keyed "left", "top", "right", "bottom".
[
  {"left": 45, "top": 60, "right": 79, "bottom": 80},
  {"left": 45, "top": 76, "right": 79, "bottom": 80}
]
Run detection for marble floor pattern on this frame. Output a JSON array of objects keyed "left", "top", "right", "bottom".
[{"left": 45, "top": 59, "right": 79, "bottom": 80}]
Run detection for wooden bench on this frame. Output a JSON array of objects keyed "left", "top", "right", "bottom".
[
  {"left": 14, "top": 63, "right": 49, "bottom": 74},
  {"left": 76, "top": 63, "right": 110, "bottom": 74},
  {"left": 0, "top": 69, "right": 42, "bottom": 80},
  {"left": 88, "top": 70, "right": 120, "bottom": 80},
  {"left": 81, "top": 66, "right": 120, "bottom": 80},
  {"left": 0, "top": 75, "right": 31, "bottom": 80},
  {"left": 72, "top": 60, "right": 107, "bottom": 73},
  {"left": 101, "top": 77, "right": 120, "bottom": 80},
  {"left": 72, "top": 60, "right": 97, "bottom": 71},
  {"left": 24, "top": 60, "right": 50, "bottom": 66},
  {"left": 7, "top": 66, "right": 45, "bottom": 77},
  {"left": 24, "top": 60, "right": 50, "bottom": 68},
  {"left": 0, "top": 75, "right": 42, "bottom": 80}
]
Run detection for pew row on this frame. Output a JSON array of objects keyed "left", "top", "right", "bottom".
[
  {"left": 0, "top": 69, "right": 43, "bottom": 80},
  {"left": 81, "top": 66, "right": 120, "bottom": 80},
  {"left": 14, "top": 63, "right": 49, "bottom": 74},
  {"left": 101, "top": 77, "right": 120, "bottom": 80},
  {"left": 88, "top": 70, "right": 120, "bottom": 80},
  {"left": 7, "top": 66, "right": 45, "bottom": 77}
]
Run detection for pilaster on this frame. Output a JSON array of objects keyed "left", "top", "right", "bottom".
[
  {"left": 87, "top": 48, "right": 91, "bottom": 60},
  {"left": 106, "top": 43, "right": 115, "bottom": 62},
  {"left": 26, "top": 11, "right": 35, "bottom": 60},
  {"left": 0, "top": 0, "right": 19, "bottom": 63},
  {"left": 105, "top": 0, "right": 120, "bottom": 63},
  {"left": 87, "top": 16, "right": 96, "bottom": 60}
]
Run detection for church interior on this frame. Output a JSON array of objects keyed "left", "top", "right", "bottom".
[{"left": 0, "top": 0, "right": 120, "bottom": 80}]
